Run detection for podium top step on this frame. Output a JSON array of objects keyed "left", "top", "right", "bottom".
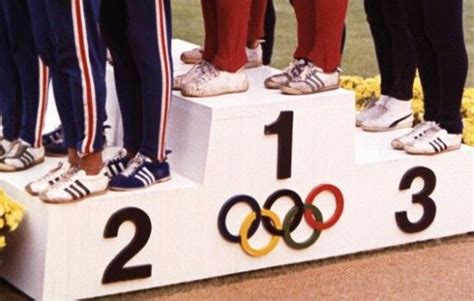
[{"left": 171, "top": 39, "right": 353, "bottom": 113}]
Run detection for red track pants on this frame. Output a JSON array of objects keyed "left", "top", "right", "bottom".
[
  {"left": 201, "top": 0, "right": 267, "bottom": 72},
  {"left": 293, "top": 0, "right": 348, "bottom": 72}
]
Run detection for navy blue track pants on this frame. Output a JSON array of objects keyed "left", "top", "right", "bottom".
[
  {"left": 35, "top": 0, "right": 107, "bottom": 154},
  {"left": 0, "top": 0, "right": 48, "bottom": 147},
  {"left": 101, "top": 0, "right": 173, "bottom": 161}
]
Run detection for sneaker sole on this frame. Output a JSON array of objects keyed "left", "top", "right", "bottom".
[
  {"left": 181, "top": 83, "right": 250, "bottom": 98},
  {"left": 109, "top": 175, "right": 172, "bottom": 191},
  {"left": 0, "top": 158, "right": 45, "bottom": 172},
  {"left": 280, "top": 84, "right": 339, "bottom": 95},
  {"left": 41, "top": 188, "right": 109, "bottom": 204},
  {"left": 404, "top": 144, "right": 462, "bottom": 156}
]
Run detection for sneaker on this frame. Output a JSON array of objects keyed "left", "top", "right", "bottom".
[
  {"left": 361, "top": 98, "right": 413, "bottom": 132},
  {"left": 173, "top": 61, "right": 212, "bottom": 91},
  {"left": 245, "top": 44, "right": 263, "bottom": 69},
  {"left": 280, "top": 63, "right": 340, "bottom": 95},
  {"left": 109, "top": 153, "right": 171, "bottom": 191},
  {"left": 43, "top": 125, "right": 67, "bottom": 156},
  {"left": 24, "top": 161, "right": 72, "bottom": 196},
  {"left": 39, "top": 167, "right": 109, "bottom": 203},
  {"left": 0, "top": 140, "right": 45, "bottom": 171},
  {"left": 356, "top": 96, "right": 390, "bottom": 127},
  {"left": 0, "top": 139, "right": 12, "bottom": 157},
  {"left": 181, "top": 64, "right": 249, "bottom": 97},
  {"left": 105, "top": 148, "right": 131, "bottom": 178},
  {"left": 180, "top": 46, "right": 262, "bottom": 69},
  {"left": 180, "top": 47, "right": 204, "bottom": 65},
  {"left": 404, "top": 124, "right": 462, "bottom": 155},
  {"left": 264, "top": 59, "right": 307, "bottom": 89},
  {"left": 391, "top": 121, "right": 436, "bottom": 150}
]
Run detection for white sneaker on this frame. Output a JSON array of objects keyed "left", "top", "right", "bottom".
[
  {"left": 0, "top": 140, "right": 45, "bottom": 171},
  {"left": 180, "top": 47, "right": 204, "bottom": 65},
  {"left": 25, "top": 161, "right": 72, "bottom": 196},
  {"left": 39, "top": 167, "right": 109, "bottom": 203},
  {"left": 404, "top": 124, "right": 462, "bottom": 155},
  {"left": 361, "top": 97, "right": 413, "bottom": 132},
  {"left": 181, "top": 64, "right": 249, "bottom": 97},
  {"left": 0, "top": 138, "right": 12, "bottom": 157},
  {"left": 280, "top": 63, "right": 340, "bottom": 95},
  {"left": 391, "top": 121, "right": 436, "bottom": 150},
  {"left": 264, "top": 59, "right": 307, "bottom": 89},
  {"left": 173, "top": 61, "right": 211, "bottom": 91},
  {"left": 245, "top": 44, "right": 263, "bottom": 69},
  {"left": 356, "top": 95, "right": 390, "bottom": 127}
]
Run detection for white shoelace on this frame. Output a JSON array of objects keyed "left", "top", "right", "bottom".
[{"left": 122, "top": 154, "right": 147, "bottom": 177}]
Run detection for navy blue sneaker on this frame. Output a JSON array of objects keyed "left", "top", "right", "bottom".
[
  {"left": 42, "top": 126, "right": 67, "bottom": 157},
  {"left": 109, "top": 153, "right": 171, "bottom": 191},
  {"left": 105, "top": 149, "right": 131, "bottom": 178}
]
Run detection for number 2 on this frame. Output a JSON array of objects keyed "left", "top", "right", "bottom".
[
  {"left": 265, "top": 111, "right": 294, "bottom": 179},
  {"left": 102, "top": 207, "right": 152, "bottom": 284},
  {"left": 396, "top": 167, "right": 437, "bottom": 233}
]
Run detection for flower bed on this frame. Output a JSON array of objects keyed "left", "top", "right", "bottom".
[{"left": 0, "top": 188, "right": 26, "bottom": 253}]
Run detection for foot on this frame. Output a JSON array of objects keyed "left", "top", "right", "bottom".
[
  {"left": 361, "top": 98, "right": 413, "bottom": 132},
  {"left": 181, "top": 64, "right": 249, "bottom": 97},
  {"left": 173, "top": 61, "right": 211, "bottom": 91},
  {"left": 356, "top": 96, "right": 390, "bottom": 127},
  {"left": 109, "top": 153, "right": 171, "bottom": 191},
  {"left": 24, "top": 161, "right": 72, "bottom": 196},
  {"left": 0, "top": 140, "right": 45, "bottom": 171},
  {"left": 105, "top": 148, "right": 131, "bottom": 178},
  {"left": 245, "top": 44, "right": 263, "bottom": 69},
  {"left": 39, "top": 167, "right": 109, "bottom": 203},
  {"left": 280, "top": 63, "right": 340, "bottom": 95},
  {"left": 404, "top": 124, "right": 462, "bottom": 155},
  {"left": 180, "top": 47, "right": 204, "bottom": 65},
  {"left": 264, "top": 59, "right": 307, "bottom": 89},
  {"left": 391, "top": 121, "right": 437, "bottom": 150}
]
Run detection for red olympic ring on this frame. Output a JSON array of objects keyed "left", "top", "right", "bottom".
[{"left": 304, "top": 184, "right": 344, "bottom": 230}]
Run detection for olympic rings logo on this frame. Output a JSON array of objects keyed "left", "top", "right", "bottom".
[{"left": 218, "top": 184, "right": 344, "bottom": 257}]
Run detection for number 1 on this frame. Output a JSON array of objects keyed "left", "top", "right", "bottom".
[{"left": 265, "top": 111, "right": 293, "bottom": 179}]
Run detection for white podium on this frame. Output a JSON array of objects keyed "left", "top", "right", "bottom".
[{"left": 0, "top": 40, "right": 473, "bottom": 300}]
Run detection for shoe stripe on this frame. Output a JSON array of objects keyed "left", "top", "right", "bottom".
[
  {"left": 70, "top": 184, "right": 85, "bottom": 198},
  {"left": 110, "top": 164, "right": 118, "bottom": 176},
  {"left": 313, "top": 73, "right": 325, "bottom": 89},
  {"left": 19, "top": 157, "right": 29, "bottom": 167},
  {"left": 135, "top": 174, "right": 150, "bottom": 186},
  {"left": 429, "top": 142, "right": 439, "bottom": 153},
  {"left": 64, "top": 187, "right": 78, "bottom": 200},
  {"left": 142, "top": 167, "right": 156, "bottom": 183},
  {"left": 433, "top": 139, "right": 445, "bottom": 151},
  {"left": 23, "top": 151, "right": 34, "bottom": 161},
  {"left": 305, "top": 76, "right": 319, "bottom": 90},
  {"left": 138, "top": 170, "right": 153, "bottom": 185},
  {"left": 389, "top": 113, "right": 413, "bottom": 128},
  {"left": 432, "top": 140, "right": 443, "bottom": 151},
  {"left": 19, "top": 155, "right": 30, "bottom": 165},
  {"left": 75, "top": 180, "right": 91, "bottom": 195},
  {"left": 437, "top": 137, "right": 448, "bottom": 150},
  {"left": 108, "top": 165, "right": 116, "bottom": 177}
]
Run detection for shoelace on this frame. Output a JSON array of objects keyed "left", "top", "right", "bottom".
[
  {"left": 38, "top": 162, "right": 67, "bottom": 182},
  {"left": 417, "top": 124, "right": 443, "bottom": 143},
  {"left": 194, "top": 62, "right": 219, "bottom": 85},
  {"left": 404, "top": 122, "right": 435, "bottom": 138},
  {"left": 122, "top": 154, "right": 146, "bottom": 177},
  {"left": 50, "top": 166, "right": 81, "bottom": 189},
  {"left": 282, "top": 59, "right": 305, "bottom": 77}
]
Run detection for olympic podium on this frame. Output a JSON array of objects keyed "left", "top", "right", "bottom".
[{"left": 0, "top": 40, "right": 473, "bottom": 300}]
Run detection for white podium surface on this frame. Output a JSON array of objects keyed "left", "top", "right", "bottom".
[{"left": 0, "top": 40, "right": 473, "bottom": 300}]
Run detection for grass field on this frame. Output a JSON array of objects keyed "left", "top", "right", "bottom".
[{"left": 173, "top": 0, "right": 474, "bottom": 87}]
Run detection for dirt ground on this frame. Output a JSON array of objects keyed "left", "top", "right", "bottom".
[{"left": 2, "top": 234, "right": 472, "bottom": 300}]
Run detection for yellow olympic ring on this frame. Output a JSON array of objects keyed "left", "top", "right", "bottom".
[{"left": 239, "top": 209, "right": 282, "bottom": 257}]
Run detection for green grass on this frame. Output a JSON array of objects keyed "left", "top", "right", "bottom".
[{"left": 173, "top": 0, "right": 474, "bottom": 86}]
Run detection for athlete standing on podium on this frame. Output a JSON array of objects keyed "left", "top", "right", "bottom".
[
  {"left": 25, "top": 0, "right": 109, "bottom": 203},
  {"left": 0, "top": 1, "right": 48, "bottom": 172},
  {"left": 174, "top": 0, "right": 265, "bottom": 97},
  {"left": 100, "top": 0, "right": 173, "bottom": 190}
]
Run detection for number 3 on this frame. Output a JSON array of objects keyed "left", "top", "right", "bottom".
[{"left": 396, "top": 166, "right": 437, "bottom": 233}]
